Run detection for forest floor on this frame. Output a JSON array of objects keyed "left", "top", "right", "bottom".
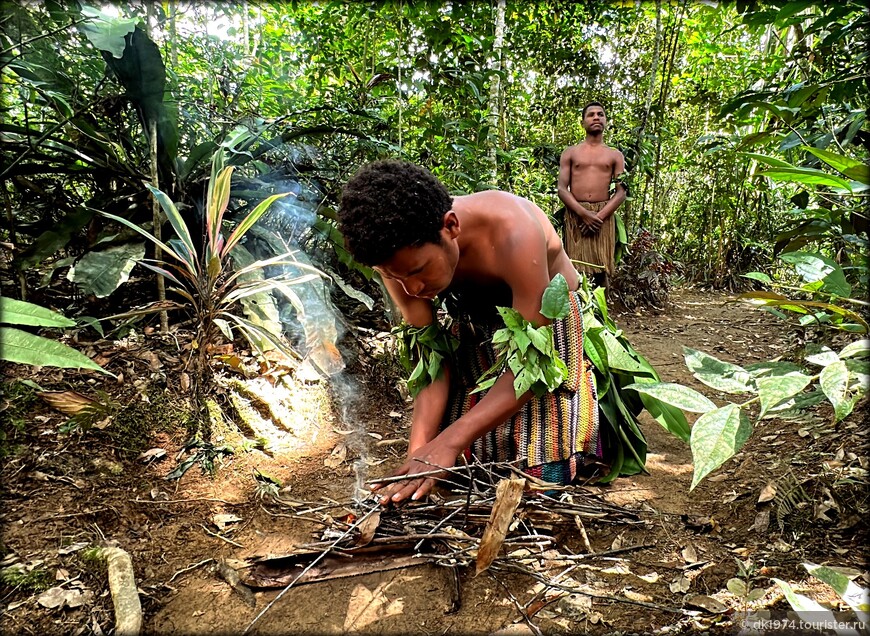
[{"left": 1, "top": 287, "right": 868, "bottom": 636}]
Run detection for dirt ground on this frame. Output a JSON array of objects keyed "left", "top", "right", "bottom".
[{"left": 1, "top": 287, "right": 867, "bottom": 635}]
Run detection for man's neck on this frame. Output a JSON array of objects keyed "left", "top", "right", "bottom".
[{"left": 583, "top": 132, "right": 605, "bottom": 146}]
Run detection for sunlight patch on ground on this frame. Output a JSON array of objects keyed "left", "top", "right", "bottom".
[
  {"left": 219, "top": 373, "right": 336, "bottom": 458},
  {"left": 644, "top": 452, "right": 694, "bottom": 476}
]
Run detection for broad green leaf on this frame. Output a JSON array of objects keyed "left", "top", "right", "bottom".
[
  {"left": 727, "top": 578, "right": 747, "bottom": 597},
  {"left": 540, "top": 274, "right": 569, "bottom": 320},
  {"left": 79, "top": 6, "right": 137, "bottom": 58},
  {"left": 18, "top": 207, "right": 95, "bottom": 269},
  {"left": 0, "top": 298, "right": 75, "bottom": 328},
  {"left": 820, "top": 360, "right": 850, "bottom": 421},
  {"left": 583, "top": 327, "right": 608, "bottom": 374},
  {"left": 803, "top": 563, "right": 870, "bottom": 620},
  {"left": 683, "top": 348, "right": 755, "bottom": 394},
  {"left": 741, "top": 152, "right": 794, "bottom": 168},
  {"left": 845, "top": 359, "right": 869, "bottom": 394},
  {"left": 803, "top": 147, "right": 870, "bottom": 184},
  {"left": 805, "top": 344, "right": 839, "bottom": 367},
  {"left": 772, "top": 579, "right": 842, "bottom": 629},
  {"left": 690, "top": 404, "right": 752, "bottom": 490},
  {"left": 0, "top": 327, "right": 111, "bottom": 375},
  {"left": 757, "top": 374, "right": 812, "bottom": 417},
  {"left": 525, "top": 324, "right": 549, "bottom": 352},
  {"left": 741, "top": 272, "right": 772, "bottom": 284},
  {"left": 779, "top": 252, "right": 851, "bottom": 298},
  {"left": 745, "top": 360, "right": 804, "bottom": 378},
  {"left": 599, "top": 329, "right": 648, "bottom": 373},
  {"left": 637, "top": 391, "right": 691, "bottom": 442},
  {"left": 760, "top": 167, "right": 854, "bottom": 191},
  {"left": 623, "top": 382, "right": 717, "bottom": 414},
  {"left": 839, "top": 339, "right": 870, "bottom": 359},
  {"left": 66, "top": 243, "right": 145, "bottom": 298},
  {"left": 229, "top": 245, "right": 282, "bottom": 350}
]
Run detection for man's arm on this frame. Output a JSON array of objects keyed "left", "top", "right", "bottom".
[
  {"left": 594, "top": 149, "right": 627, "bottom": 222},
  {"left": 558, "top": 148, "right": 603, "bottom": 232},
  {"left": 380, "top": 276, "right": 450, "bottom": 456}
]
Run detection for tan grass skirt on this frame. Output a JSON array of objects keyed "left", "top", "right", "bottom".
[{"left": 563, "top": 201, "right": 615, "bottom": 277}]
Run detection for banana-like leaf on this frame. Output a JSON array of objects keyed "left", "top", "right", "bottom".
[
  {"left": 739, "top": 292, "right": 869, "bottom": 332},
  {"left": 67, "top": 242, "right": 145, "bottom": 298},
  {"left": 0, "top": 298, "right": 75, "bottom": 328},
  {"left": 760, "top": 166, "right": 855, "bottom": 191},
  {"left": 0, "top": 327, "right": 111, "bottom": 375},
  {"left": 802, "top": 146, "right": 870, "bottom": 184}
]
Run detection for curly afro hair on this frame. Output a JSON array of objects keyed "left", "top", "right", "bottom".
[{"left": 338, "top": 159, "right": 453, "bottom": 266}]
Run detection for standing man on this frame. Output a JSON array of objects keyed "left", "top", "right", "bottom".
[{"left": 557, "top": 101, "right": 627, "bottom": 291}]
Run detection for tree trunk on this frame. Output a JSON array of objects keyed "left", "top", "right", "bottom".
[
  {"left": 487, "top": 0, "right": 506, "bottom": 186},
  {"left": 636, "top": 0, "right": 662, "bottom": 227},
  {"left": 168, "top": 0, "right": 178, "bottom": 68},
  {"left": 649, "top": 2, "right": 685, "bottom": 230},
  {"left": 149, "top": 120, "right": 169, "bottom": 333}
]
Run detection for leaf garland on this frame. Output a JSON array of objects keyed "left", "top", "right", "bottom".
[
  {"left": 473, "top": 275, "right": 571, "bottom": 399},
  {"left": 393, "top": 321, "right": 459, "bottom": 398}
]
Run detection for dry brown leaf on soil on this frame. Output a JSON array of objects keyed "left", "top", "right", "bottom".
[
  {"left": 213, "top": 513, "right": 243, "bottom": 531},
  {"left": 669, "top": 574, "right": 691, "bottom": 593},
  {"left": 138, "top": 448, "right": 167, "bottom": 463},
  {"left": 37, "top": 391, "right": 95, "bottom": 415},
  {"left": 681, "top": 544, "right": 698, "bottom": 563},
  {"left": 750, "top": 509, "right": 770, "bottom": 533},
  {"left": 757, "top": 482, "right": 777, "bottom": 503},
  {"left": 685, "top": 594, "right": 728, "bottom": 614},
  {"left": 475, "top": 477, "right": 526, "bottom": 576},
  {"left": 324, "top": 441, "right": 348, "bottom": 468}
]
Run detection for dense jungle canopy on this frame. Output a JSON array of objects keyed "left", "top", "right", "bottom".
[{"left": 2, "top": 0, "right": 867, "bottom": 299}]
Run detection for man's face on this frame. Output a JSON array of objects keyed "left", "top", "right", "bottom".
[
  {"left": 583, "top": 106, "right": 607, "bottom": 133},
  {"left": 374, "top": 231, "right": 459, "bottom": 300}
]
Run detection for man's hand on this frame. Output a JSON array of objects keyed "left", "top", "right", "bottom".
[
  {"left": 579, "top": 205, "right": 604, "bottom": 236},
  {"left": 578, "top": 207, "right": 603, "bottom": 235},
  {"left": 370, "top": 436, "right": 462, "bottom": 505}
]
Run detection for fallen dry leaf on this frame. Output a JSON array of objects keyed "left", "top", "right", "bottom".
[
  {"left": 685, "top": 594, "right": 728, "bottom": 614},
  {"left": 325, "top": 441, "right": 348, "bottom": 469},
  {"left": 37, "top": 391, "right": 94, "bottom": 416},
  {"left": 476, "top": 478, "right": 525, "bottom": 576},
  {"left": 757, "top": 482, "right": 777, "bottom": 504},
  {"left": 750, "top": 509, "right": 770, "bottom": 533},
  {"left": 681, "top": 544, "right": 698, "bottom": 563},
  {"left": 669, "top": 574, "right": 691, "bottom": 593},
  {"left": 355, "top": 510, "right": 381, "bottom": 547}
]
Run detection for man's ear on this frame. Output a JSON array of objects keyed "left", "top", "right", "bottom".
[{"left": 443, "top": 210, "right": 460, "bottom": 238}]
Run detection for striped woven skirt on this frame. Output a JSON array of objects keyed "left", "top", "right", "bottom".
[{"left": 441, "top": 289, "right": 602, "bottom": 484}]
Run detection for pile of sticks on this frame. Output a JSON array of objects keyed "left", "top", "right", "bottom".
[{"left": 241, "top": 459, "right": 657, "bottom": 634}]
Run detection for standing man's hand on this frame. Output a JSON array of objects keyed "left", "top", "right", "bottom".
[{"left": 579, "top": 207, "right": 603, "bottom": 235}]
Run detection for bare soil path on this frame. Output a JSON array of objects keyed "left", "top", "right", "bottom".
[{"left": 1, "top": 287, "right": 866, "bottom": 635}]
